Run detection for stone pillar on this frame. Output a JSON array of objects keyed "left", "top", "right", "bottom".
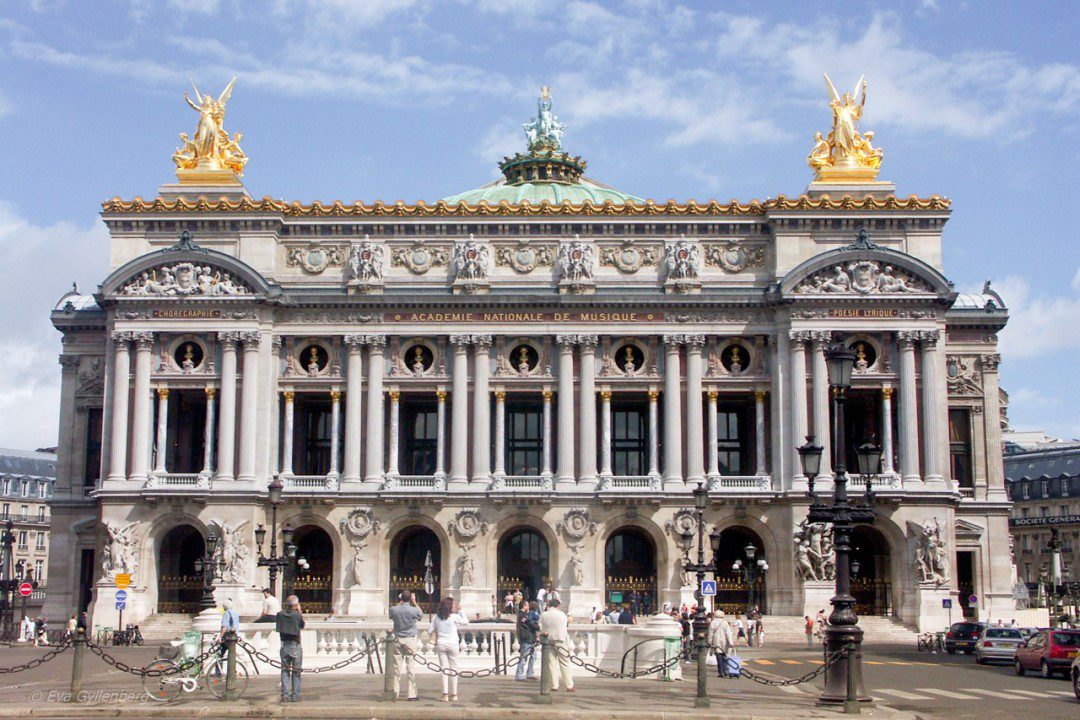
[
  {"left": 980, "top": 353, "right": 1007, "bottom": 501},
  {"left": 493, "top": 391, "right": 506, "bottom": 479},
  {"left": 684, "top": 335, "right": 706, "bottom": 485},
  {"left": 106, "top": 333, "right": 131, "bottom": 483},
  {"left": 216, "top": 332, "right": 239, "bottom": 482},
  {"left": 770, "top": 333, "right": 787, "bottom": 489},
  {"left": 281, "top": 391, "right": 295, "bottom": 476},
  {"left": 343, "top": 336, "right": 364, "bottom": 484},
  {"left": 472, "top": 336, "right": 492, "bottom": 485},
  {"left": 788, "top": 331, "right": 810, "bottom": 487},
  {"left": 541, "top": 389, "right": 553, "bottom": 480},
  {"left": 202, "top": 387, "right": 217, "bottom": 476},
  {"left": 364, "top": 335, "right": 386, "bottom": 486},
  {"left": 706, "top": 390, "right": 719, "bottom": 480},
  {"left": 662, "top": 335, "right": 683, "bottom": 489},
  {"left": 329, "top": 390, "right": 342, "bottom": 477},
  {"left": 881, "top": 388, "right": 895, "bottom": 475},
  {"left": 128, "top": 332, "right": 154, "bottom": 484},
  {"left": 897, "top": 331, "right": 921, "bottom": 485},
  {"left": 449, "top": 336, "right": 471, "bottom": 490},
  {"left": 648, "top": 388, "right": 660, "bottom": 479},
  {"left": 435, "top": 389, "right": 448, "bottom": 481},
  {"left": 555, "top": 336, "right": 576, "bottom": 489},
  {"left": 578, "top": 337, "right": 598, "bottom": 486},
  {"left": 920, "top": 330, "right": 944, "bottom": 484},
  {"left": 754, "top": 390, "right": 767, "bottom": 477},
  {"left": 386, "top": 390, "right": 399, "bottom": 477},
  {"left": 810, "top": 332, "right": 832, "bottom": 478},
  {"left": 599, "top": 389, "right": 613, "bottom": 478},
  {"left": 237, "top": 331, "right": 261, "bottom": 484},
  {"left": 154, "top": 387, "right": 169, "bottom": 475}
]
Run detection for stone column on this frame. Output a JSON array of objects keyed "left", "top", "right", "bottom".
[
  {"left": 662, "top": 335, "right": 683, "bottom": 489},
  {"left": 770, "top": 333, "right": 786, "bottom": 489},
  {"left": 685, "top": 335, "right": 706, "bottom": 485},
  {"left": 435, "top": 389, "right": 448, "bottom": 481},
  {"left": 980, "top": 353, "right": 1006, "bottom": 501},
  {"left": 472, "top": 336, "right": 492, "bottom": 485},
  {"left": 881, "top": 388, "right": 895, "bottom": 475},
  {"left": 128, "top": 332, "right": 154, "bottom": 484},
  {"left": 216, "top": 332, "right": 239, "bottom": 482},
  {"left": 237, "top": 331, "right": 261, "bottom": 483},
  {"left": 541, "top": 389, "right": 553, "bottom": 479},
  {"left": 648, "top": 388, "right": 660, "bottom": 478},
  {"left": 809, "top": 332, "right": 833, "bottom": 478},
  {"left": 154, "top": 387, "right": 169, "bottom": 475},
  {"left": 493, "top": 391, "right": 506, "bottom": 478},
  {"left": 202, "top": 387, "right": 217, "bottom": 476},
  {"left": 386, "top": 390, "right": 399, "bottom": 477},
  {"left": 599, "top": 389, "right": 613, "bottom": 478},
  {"left": 754, "top": 390, "right": 768, "bottom": 477},
  {"left": 343, "top": 336, "right": 364, "bottom": 484},
  {"left": 788, "top": 331, "right": 810, "bottom": 487},
  {"left": 706, "top": 391, "right": 719, "bottom": 480},
  {"left": 106, "top": 333, "right": 131, "bottom": 483},
  {"left": 578, "top": 337, "right": 598, "bottom": 486},
  {"left": 449, "top": 336, "right": 471, "bottom": 490},
  {"left": 555, "top": 336, "right": 576, "bottom": 489},
  {"left": 364, "top": 335, "right": 387, "bottom": 486},
  {"left": 281, "top": 391, "right": 295, "bottom": 476},
  {"left": 920, "top": 330, "right": 944, "bottom": 484},
  {"left": 329, "top": 390, "right": 342, "bottom": 477},
  {"left": 897, "top": 331, "right": 921, "bottom": 485}
]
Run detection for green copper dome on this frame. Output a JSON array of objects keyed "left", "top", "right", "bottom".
[{"left": 443, "top": 87, "right": 642, "bottom": 206}]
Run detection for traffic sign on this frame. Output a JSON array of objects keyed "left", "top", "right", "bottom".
[
  {"left": 941, "top": 598, "right": 952, "bottom": 609},
  {"left": 967, "top": 594, "right": 978, "bottom": 605},
  {"left": 18, "top": 582, "right": 32, "bottom": 597},
  {"left": 115, "top": 600, "right": 126, "bottom": 611},
  {"left": 115, "top": 573, "right": 131, "bottom": 589},
  {"left": 701, "top": 580, "right": 717, "bottom": 596},
  {"left": 115, "top": 589, "right": 128, "bottom": 602}
]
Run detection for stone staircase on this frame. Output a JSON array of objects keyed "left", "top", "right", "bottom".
[
  {"left": 759, "top": 615, "right": 919, "bottom": 644},
  {"left": 136, "top": 613, "right": 194, "bottom": 641}
]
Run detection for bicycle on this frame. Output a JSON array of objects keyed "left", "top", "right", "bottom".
[
  {"left": 141, "top": 632, "right": 250, "bottom": 702},
  {"left": 916, "top": 631, "right": 945, "bottom": 653}
]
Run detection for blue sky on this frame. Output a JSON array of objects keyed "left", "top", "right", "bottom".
[{"left": 0, "top": 0, "right": 1077, "bottom": 449}]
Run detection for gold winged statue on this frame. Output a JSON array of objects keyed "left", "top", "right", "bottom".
[
  {"left": 808, "top": 73, "right": 883, "bottom": 183},
  {"left": 173, "top": 76, "right": 248, "bottom": 182}
]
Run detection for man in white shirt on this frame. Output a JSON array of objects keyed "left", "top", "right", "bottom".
[
  {"left": 535, "top": 586, "right": 548, "bottom": 612},
  {"left": 538, "top": 598, "right": 574, "bottom": 692},
  {"left": 258, "top": 588, "right": 282, "bottom": 622}
]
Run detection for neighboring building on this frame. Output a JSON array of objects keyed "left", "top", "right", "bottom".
[
  {"left": 1, "top": 448, "right": 55, "bottom": 614},
  {"left": 44, "top": 83, "right": 1014, "bottom": 632},
  {"left": 1006, "top": 443, "right": 1080, "bottom": 586}
]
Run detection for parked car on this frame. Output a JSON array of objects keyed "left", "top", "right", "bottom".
[
  {"left": 945, "top": 621, "right": 987, "bottom": 654},
  {"left": 1072, "top": 654, "right": 1080, "bottom": 701},
  {"left": 975, "top": 626, "right": 1026, "bottom": 664},
  {"left": 1014, "top": 629, "right": 1080, "bottom": 678}
]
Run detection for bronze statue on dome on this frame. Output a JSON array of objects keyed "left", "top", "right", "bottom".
[
  {"left": 173, "top": 76, "right": 247, "bottom": 181},
  {"left": 808, "top": 74, "right": 884, "bottom": 183},
  {"left": 523, "top": 86, "right": 566, "bottom": 153}
]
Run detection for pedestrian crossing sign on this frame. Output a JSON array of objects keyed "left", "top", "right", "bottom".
[{"left": 701, "top": 580, "right": 717, "bottom": 596}]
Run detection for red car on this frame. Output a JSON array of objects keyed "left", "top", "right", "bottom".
[{"left": 1013, "top": 628, "right": 1080, "bottom": 679}]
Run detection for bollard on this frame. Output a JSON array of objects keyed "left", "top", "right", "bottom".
[
  {"left": 224, "top": 630, "right": 239, "bottom": 701},
  {"left": 382, "top": 632, "right": 397, "bottom": 701},
  {"left": 844, "top": 641, "right": 859, "bottom": 715},
  {"left": 534, "top": 637, "right": 553, "bottom": 704},
  {"left": 66, "top": 628, "right": 85, "bottom": 703},
  {"left": 694, "top": 625, "right": 710, "bottom": 708}
]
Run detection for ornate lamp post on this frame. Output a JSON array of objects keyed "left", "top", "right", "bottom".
[
  {"left": 255, "top": 475, "right": 296, "bottom": 597},
  {"left": 678, "top": 481, "right": 723, "bottom": 708},
  {"left": 14, "top": 562, "right": 35, "bottom": 625},
  {"left": 797, "top": 342, "right": 880, "bottom": 714},
  {"left": 194, "top": 531, "right": 221, "bottom": 612},
  {"left": 731, "top": 543, "right": 768, "bottom": 613},
  {"left": 0, "top": 519, "right": 15, "bottom": 641},
  {"left": 1047, "top": 527, "right": 1064, "bottom": 627}
]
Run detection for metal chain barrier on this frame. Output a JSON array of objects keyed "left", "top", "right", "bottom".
[
  {"left": 710, "top": 645, "right": 847, "bottom": 687},
  {"left": 0, "top": 640, "right": 71, "bottom": 674},
  {"left": 235, "top": 636, "right": 382, "bottom": 674},
  {"left": 397, "top": 642, "right": 533, "bottom": 678},
  {"left": 553, "top": 642, "right": 683, "bottom": 679},
  {"left": 84, "top": 637, "right": 224, "bottom": 677}
]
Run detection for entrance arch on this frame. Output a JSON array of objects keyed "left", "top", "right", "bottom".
[
  {"left": 605, "top": 527, "right": 657, "bottom": 614},
  {"left": 714, "top": 526, "right": 768, "bottom": 614},
  {"left": 851, "top": 525, "right": 892, "bottom": 616},
  {"left": 498, "top": 527, "right": 550, "bottom": 602},
  {"left": 290, "top": 525, "right": 334, "bottom": 614},
  {"left": 389, "top": 526, "right": 442, "bottom": 612},
  {"left": 157, "top": 524, "right": 205, "bottom": 614}
]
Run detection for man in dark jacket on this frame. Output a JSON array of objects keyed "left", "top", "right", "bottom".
[
  {"left": 515, "top": 600, "right": 540, "bottom": 681},
  {"left": 275, "top": 595, "right": 305, "bottom": 703},
  {"left": 618, "top": 604, "right": 635, "bottom": 625}
]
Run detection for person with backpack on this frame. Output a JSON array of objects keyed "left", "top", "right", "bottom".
[{"left": 515, "top": 600, "right": 540, "bottom": 681}]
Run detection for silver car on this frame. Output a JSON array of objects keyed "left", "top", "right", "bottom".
[{"left": 975, "top": 626, "right": 1026, "bottom": 664}]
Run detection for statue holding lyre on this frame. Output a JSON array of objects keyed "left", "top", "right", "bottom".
[
  {"left": 808, "top": 73, "right": 884, "bottom": 182},
  {"left": 173, "top": 76, "right": 247, "bottom": 182}
]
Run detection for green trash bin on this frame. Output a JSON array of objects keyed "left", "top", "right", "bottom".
[{"left": 662, "top": 636, "right": 682, "bottom": 681}]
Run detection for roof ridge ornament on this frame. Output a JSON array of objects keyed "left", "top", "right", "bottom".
[
  {"left": 843, "top": 227, "right": 879, "bottom": 251},
  {"left": 164, "top": 230, "right": 208, "bottom": 253}
]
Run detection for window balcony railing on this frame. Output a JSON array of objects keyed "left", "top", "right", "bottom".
[
  {"left": 0, "top": 513, "right": 50, "bottom": 525},
  {"left": 382, "top": 475, "right": 444, "bottom": 492},
  {"left": 846, "top": 473, "right": 902, "bottom": 491},
  {"left": 708, "top": 475, "right": 772, "bottom": 492},
  {"left": 142, "top": 473, "right": 212, "bottom": 491},
  {"left": 491, "top": 475, "right": 550, "bottom": 492},
  {"left": 282, "top": 474, "right": 340, "bottom": 493},
  {"left": 597, "top": 475, "right": 661, "bottom": 491}
]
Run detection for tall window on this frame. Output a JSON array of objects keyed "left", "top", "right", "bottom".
[
  {"left": 948, "top": 408, "right": 973, "bottom": 488},
  {"left": 34, "top": 559, "right": 43, "bottom": 580},
  {"left": 84, "top": 408, "right": 103, "bottom": 487},
  {"left": 294, "top": 397, "right": 333, "bottom": 475},
  {"left": 17, "top": 531, "right": 27, "bottom": 548},
  {"left": 1, "top": 503, "right": 8, "bottom": 518},
  {"left": 37, "top": 507, "right": 45, "bottom": 522},
  {"left": 506, "top": 400, "right": 543, "bottom": 475},
  {"left": 716, "top": 404, "right": 750, "bottom": 475},
  {"left": 401, "top": 400, "right": 437, "bottom": 475},
  {"left": 35, "top": 532, "right": 45, "bottom": 550},
  {"left": 612, "top": 401, "right": 648, "bottom": 476}
]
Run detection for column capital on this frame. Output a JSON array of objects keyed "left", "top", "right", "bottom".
[
  {"left": 809, "top": 331, "right": 832, "bottom": 346},
  {"left": 205, "top": 386, "right": 218, "bottom": 398},
  {"left": 156, "top": 386, "right": 169, "bottom": 399},
  {"left": 555, "top": 334, "right": 578, "bottom": 348},
  {"left": 238, "top": 330, "right": 261, "bottom": 349},
  {"left": 599, "top": 389, "right": 612, "bottom": 400},
  {"left": 648, "top": 388, "right": 659, "bottom": 400},
  {"left": 132, "top": 331, "right": 155, "bottom": 349},
  {"left": 362, "top": 334, "right": 386, "bottom": 348},
  {"left": 979, "top": 353, "right": 1002, "bottom": 372},
  {"left": 282, "top": 390, "right": 295, "bottom": 401},
  {"left": 788, "top": 329, "right": 812, "bottom": 344},
  {"left": 542, "top": 389, "right": 554, "bottom": 400},
  {"left": 217, "top": 330, "right": 241, "bottom": 347},
  {"left": 896, "top": 330, "right": 920, "bottom": 347},
  {"left": 343, "top": 334, "right": 366, "bottom": 350},
  {"left": 449, "top": 334, "right": 473, "bottom": 347},
  {"left": 58, "top": 354, "right": 80, "bottom": 371},
  {"left": 388, "top": 390, "right": 400, "bottom": 401},
  {"left": 436, "top": 389, "right": 448, "bottom": 401},
  {"left": 110, "top": 330, "right": 133, "bottom": 344},
  {"left": 881, "top": 387, "right": 894, "bottom": 399},
  {"left": 684, "top": 334, "right": 706, "bottom": 349},
  {"left": 471, "top": 334, "right": 493, "bottom": 349},
  {"left": 661, "top": 333, "right": 684, "bottom": 348},
  {"left": 494, "top": 390, "right": 506, "bottom": 400},
  {"left": 919, "top": 329, "right": 941, "bottom": 347},
  {"left": 754, "top": 390, "right": 767, "bottom": 402},
  {"left": 331, "top": 389, "right": 343, "bottom": 401},
  {"left": 272, "top": 334, "right": 283, "bottom": 350},
  {"left": 577, "top": 334, "right": 599, "bottom": 350},
  {"left": 707, "top": 390, "right": 718, "bottom": 401}
]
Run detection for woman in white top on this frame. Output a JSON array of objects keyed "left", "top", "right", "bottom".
[{"left": 430, "top": 597, "right": 469, "bottom": 701}]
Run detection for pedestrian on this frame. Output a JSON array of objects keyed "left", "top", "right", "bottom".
[
  {"left": 680, "top": 612, "right": 692, "bottom": 658},
  {"left": 34, "top": 617, "right": 47, "bottom": 646},
  {"left": 535, "top": 585, "right": 548, "bottom": 612},
  {"left": 546, "top": 585, "right": 560, "bottom": 610},
  {"left": 815, "top": 608, "right": 827, "bottom": 637},
  {"left": 275, "top": 595, "right": 304, "bottom": 703},
  {"left": 65, "top": 615, "right": 77, "bottom": 640},
  {"left": 389, "top": 590, "right": 424, "bottom": 701},
  {"left": 607, "top": 605, "right": 621, "bottom": 624},
  {"left": 734, "top": 615, "right": 746, "bottom": 646},
  {"left": 513, "top": 588, "right": 524, "bottom": 609},
  {"left": 219, "top": 598, "right": 240, "bottom": 659},
  {"left": 617, "top": 604, "right": 634, "bottom": 625},
  {"left": 20, "top": 614, "right": 33, "bottom": 643},
  {"left": 804, "top": 615, "right": 815, "bottom": 648},
  {"left": 431, "top": 597, "right": 469, "bottom": 702},
  {"left": 77, "top": 612, "right": 88, "bottom": 634},
  {"left": 539, "top": 598, "right": 574, "bottom": 692},
  {"left": 754, "top": 616, "right": 765, "bottom": 647},
  {"left": 503, "top": 592, "right": 515, "bottom": 615},
  {"left": 746, "top": 614, "right": 756, "bottom": 647},
  {"left": 709, "top": 610, "right": 734, "bottom": 677},
  {"left": 257, "top": 588, "right": 281, "bottom": 622},
  {"left": 515, "top": 600, "right": 540, "bottom": 681}
]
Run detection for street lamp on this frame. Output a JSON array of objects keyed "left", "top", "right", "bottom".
[
  {"left": 731, "top": 543, "right": 768, "bottom": 613},
  {"left": 194, "top": 531, "right": 221, "bottom": 612},
  {"left": 255, "top": 475, "right": 296, "bottom": 597},
  {"left": 0, "top": 519, "right": 15, "bottom": 641},
  {"left": 1047, "top": 528, "right": 1065, "bottom": 627},
  {"left": 798, "top": 435, "right": 824, "bottom": 498},
  {"left": 679, "top": 481, "right": 722, "bottom": 708},
  {"left": 797, "top": 341, "right": 877, "bottom": 713}
]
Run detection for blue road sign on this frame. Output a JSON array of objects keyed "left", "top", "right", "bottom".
[
  {"left": 942, "top": 598, "right": 952, "bottom": 609},
  {"left": 115, "top": 589, "right": 128, "bottom": 602},
  {"left": 967, "top": 594, "right": 978, "bottom": 605},
  {"left": 701, "top": 580, "right": 717, "bottom": 596},
  {"left": 115, "top": 600, "right": 126, "bottom": 611}
]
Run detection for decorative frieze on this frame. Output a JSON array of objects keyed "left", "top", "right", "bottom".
[
  {"left": 704, "top": 242, "right": 766, "bottom": 273},
  {"left": 599, "top": 240, "right": 658, "bottom": 273},
  {"left": 285, "top": 242, "right": 345, "bottom": 274},
  {"left": 795, "top": 261, "right": 929, "bottom": 295},
  {"left": 494, "top": 240, "right": 554, "bottom": 273},
  {"left": 391, "top": 240, "right": 449, "bottom": 275},
  {"left": 120, "top": 262, "right": 251, "bottom": 296}
]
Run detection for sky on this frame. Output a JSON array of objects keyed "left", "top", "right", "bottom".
[{"left": 0, "top": 0, "right": 1077, "bottom": 450}]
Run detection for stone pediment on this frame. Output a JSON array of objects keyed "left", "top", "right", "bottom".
[{"left": 954, "top": 519, "right": 984, "bottom": 540}]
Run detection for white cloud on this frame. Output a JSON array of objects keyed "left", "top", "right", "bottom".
[
  {"left": 991, "top": 274, "right": 1080, "bottom": 359},
  {"left": 0, "top": 88, "right": 11, "bottom": 118},
  {"left": 475, "top": 121, "right": 524, "bottom": 164}
]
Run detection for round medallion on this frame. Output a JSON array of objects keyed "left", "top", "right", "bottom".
[{"left": 303, "top": 248, "right": 329, "bottom": 273}]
